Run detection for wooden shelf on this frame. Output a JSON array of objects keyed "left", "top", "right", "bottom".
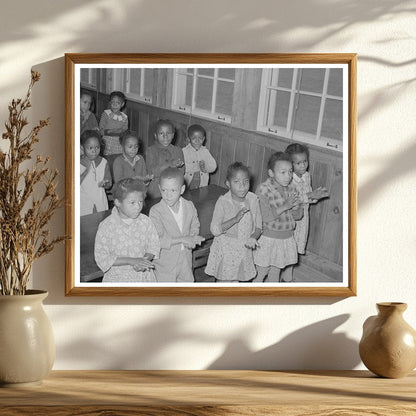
[{"left": 1, "top": 370, "right": 415, "bottom": 415}]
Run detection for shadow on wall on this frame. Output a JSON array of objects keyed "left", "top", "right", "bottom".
[
  {"left": 207, "top": 314, "right": 360, "bottom": 370},
  {"left": 53, "top": 308, "right": 359, "bottom": 370},
  {"left": 0, "top": 0, "right": 414, "bottom": 96}
]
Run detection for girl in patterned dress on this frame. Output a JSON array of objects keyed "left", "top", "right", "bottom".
[
  {"left": 253, "top": 152, "right": 303, "bottom": 283},
  {"left": 285, "top": 143, "right": 329, "bottom": 255},
  {"left": 205, "top": 162, "right": 262, "bottom": 282},
  {"left": 94, "top": 178, "right": 160, "bottom": 283},
  {"left": 80, "top": 130, "right": 112, "bottom": 216},
  {"left": 99, "top": 91, "right": 128, "bottom": 156}
]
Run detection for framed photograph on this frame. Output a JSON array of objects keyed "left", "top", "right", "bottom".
[{"left": 65, "top": 53, "right": 356, "bottom": 297}]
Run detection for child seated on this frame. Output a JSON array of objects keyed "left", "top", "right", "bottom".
[
  {"left": 99, "top": 91, "right": 128, "bottom": 156},
  {"left": 80, "top": 130, "right": 112, "bottom": 216},
  {"left": 94, "top": 178, "right": 160, "bottom": 283},
  {"left": 145, "top": 119, "right": 184, "bottom": 199},
  {"left": 183, "top": 124, "right": 217, "bottom": 189},
  {"left": 112, "top": 130, "right": 153, "bottom": 185},
  {"left": 149, "top": 168, "right": 204, "bottom": 282}
]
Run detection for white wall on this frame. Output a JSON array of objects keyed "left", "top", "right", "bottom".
[{"left": 1, "top": 0, "right": 415, "bottom": 370}]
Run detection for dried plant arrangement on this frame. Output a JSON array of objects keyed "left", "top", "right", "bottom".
[{"left": 0, "top": 71, "right": 66, "bottom": 295}]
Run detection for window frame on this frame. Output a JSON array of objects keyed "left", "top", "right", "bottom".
[
  {"left": 122, "top": 68, "right": 154, "bottom": 104},
  {"left": 172, "top": 67, "right": 235, "bottom": 123},
  {"left": 80, "top": 68, "right": 98, "bottom": 89},
  {"left": 257, "top": 67, "right": 344, "bottom": 151}
]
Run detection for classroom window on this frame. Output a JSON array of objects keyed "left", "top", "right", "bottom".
[
  {"left": 80, "top": 68, "right": 97, "bottom": 88},
  {"left": 172, "top": 68, "right": 235, "bottom": 123},
  {"left": 123, "top": 69, "right": 154, "bottom": 104},
  {"left": 257, "top": 68, "right": 343, "bottom": 150}
]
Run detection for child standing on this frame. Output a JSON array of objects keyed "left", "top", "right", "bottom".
[
  {"left": 149, "top": 168, "right": 204, "bottom": 282},
  {"left": 253, "top": 152, "right": 302, "bottom": 283},
  {"left": 94, "top": 178, "right": 160, "bottom": 283},
  {"left": 112, "top": 130, "right": 153, "bottom": 185},
  {"left": 99, "top": 91, "right": 128, "bottom": 156},
  {"left": 183, "top": 124, "right": 217, "bottom": 189},
  {"left": 145, "top": 119, "right": 184, "bottom": 199},
  {"left": 80, "top": 90, "right": 99, "bottom": 135},
  {"left": 80, "top": 130, "right": 112, "bottom": 216},
  {"left": 205, "top": 162, "right": 262, "bottom": 283},
  {"left": 285, "top": 143, "right": 329, "bottom": 255}
]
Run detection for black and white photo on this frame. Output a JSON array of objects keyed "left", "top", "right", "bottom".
[{"left": 65, "top": 54, "right": 356, "bottom": 296}]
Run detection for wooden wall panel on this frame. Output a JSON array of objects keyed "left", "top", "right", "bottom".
[
  {"left": 208, "top": 133, "right": 223, "bottom": 186},
  {"left": 323, "top": 163, "right": 343, "bottom": 265},
  {"left": 138, "top": 112, "right": 150, "bottom": 152},
  {"left": 262, "top": 147, "right": 274, "bottom": 183},
  {"left": 217, "top": 136, "right": 236, "bottom": 186},
  {"left": 247, "top": 143, "right": 264, "bottom": 191},
  {"left": 234, "top": 140, "right": 249, "bottom": 166}
]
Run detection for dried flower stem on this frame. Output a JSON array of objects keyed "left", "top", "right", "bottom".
[{"left": 0, "top": 71, "right": 67, "bottom": 295}]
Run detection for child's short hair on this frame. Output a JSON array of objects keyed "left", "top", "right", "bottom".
[
  {"left": 187, "top": 124, "right": 206, "bottom": 138},
  {"left": 155, "top": 119, "right": 175, "bottom": 134},
  {"left": 119, "top": 130, "right": 141, "bottom": 147},
  {"left": 80, "top": 89, "right": 95, "bottom": 112},
  {"left": 285, "top": 143, "right": 309, "bottom": 158},
  {"left": 109, "top": 91, "right": 126, "bottom": 103},
  {"left": 267, "top": 152, "right": 292, "bottom": 171},
  {"left": 81, "top": 129, "right": 101, "bottom": 146},
  {"left": 113, "top": 178, "right": 147, "bottom": 202},
  {"left": 159, "top": 167, "right": 184, "bottom": 186},
  {"left": 226, "top": 162, "right": 250, "bottom": 181}
]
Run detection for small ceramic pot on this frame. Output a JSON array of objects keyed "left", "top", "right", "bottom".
[
  {"left": 0, "top": 290, "right": 55, "bottom": 387},
  {"left": 359, "top": 302, "right": 416, "bottom": 378}
]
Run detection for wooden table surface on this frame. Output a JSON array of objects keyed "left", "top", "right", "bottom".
[
  {"left": 80, "top": 184, "right": 227, "bottom": 281},
  {"left": 1, "top": 370, "right": 415, "bottom": 415}
]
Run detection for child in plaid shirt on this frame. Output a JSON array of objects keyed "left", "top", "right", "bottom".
[{"left": 253, "top": 152, "right": 303, "bottom": 283}]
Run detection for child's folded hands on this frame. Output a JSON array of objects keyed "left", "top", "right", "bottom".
[
  {"left": 245, "top": 237, "right": 259, "bottom": 250},
  {"left": 182, "top": 235, "right": 205, "bottom": 249},
  {"left": 132, "top": 257, "right": 155, "bottom": 272},
  {"left": 309, "top": 186, "right": 329, "bottom": 202}
]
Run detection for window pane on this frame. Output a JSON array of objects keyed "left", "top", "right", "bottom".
[
  {"left": 198, "top": 68, "right": 214, "bottom": 77},
  {"left": 80, "top": 69, "right": 89, "bottom": 84},
  {"left": 215, "top": 81, "right": 234, "bottom": 115},
  {"left": 185, "top": 75, "right": 193, "bottom": 106},
  {"left": 300, "top": 69, "right": 325, "bottom": 93},
  {"left": 90, "top": 69, "right": 97, "bottom": 87},
  {"left": 130, "top": 69, "right": 142, "bottom": 94},
  {"left": 271, "top": 90, "right": 290, "bottom": 127},
  {"left": 195, "top": 77, "right": 213, "bottom": 111},
  {"left": 175, "top": 74, "right": 193, "bottom": 106},
  {"left": 277, "top": 68, "right": 293, "bottom": 88},
  {"left": 144, "top": 69, "right": 153, "bottom": 97},
  {"left": 327, "top": 69, "right": 343, "bottom": 97},
  {"left": 293, "top": 94, "right": 321, "bottom": 135},
  {"left": 321, "top": 98, "right": 343, "bottom": 141},
  {"left": 218, "top": 68, "right": 235, "bottom": 80},
  {"left": 178, "top": 68, "right": 194, "bottom": 75}
]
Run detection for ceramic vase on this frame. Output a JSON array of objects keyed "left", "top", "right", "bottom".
[
  {"left": 0, "top": 290, "right": 55, "bottom": 387},
  {"left": 359, "top": 302, "right": 416, "bottom": 378}
]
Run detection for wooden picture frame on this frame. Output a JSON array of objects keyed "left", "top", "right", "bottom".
[{"left": 65, "top": 53, "right": 356, "bottom": 296}]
